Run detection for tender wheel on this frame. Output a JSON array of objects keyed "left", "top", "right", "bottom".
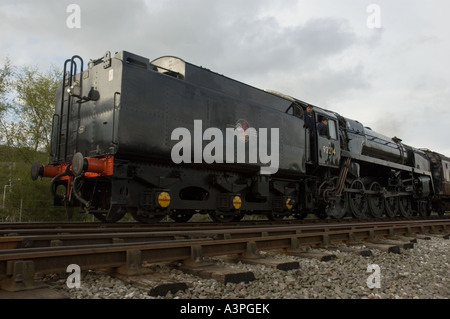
[
  {"left": 93, "top": 205, "right": 126, "bottom": 223},
  {"left": 293, "top": 210, "right": 309, "bottom": 220},
  {"left": 325, "top": 195, "right": 348, "bottom": 219},
  {"left": 93, "top": 213, "right": 108, "bottom": 223},
  {"left": 129, "top": 207, "right": 164, "bottom": 223},
  {"left": 367, "top": 182, "right": 384, "bottom": 218},
  {"left": 347, "top": 179, "right": 367, "bottom": 219},
  {"left": 399, "top": 196, "right": 412, "bottom": 217},
  {"left": 231, "top": 212, "right": 245, "bottom": 222},
  {"left": 208, "top": 210, "right": 238, "bottom": 223},
  {"left": 385, "top": 196, "right": 399, "bottom": 218},
  {"left": 170, "top": 210, "right": 194, "bottom": 223},
  {"left": 268, "top": 211, "right": 290, "bottom": 221}
]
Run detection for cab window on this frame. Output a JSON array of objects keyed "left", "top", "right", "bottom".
[
  {"left": 293, "top": 104, "right": 303, "bottom": 118},
  {"left": 444, "top": 161, "right": 450, "bottom": 181},
  {"left": 328, "top": 119, "right": 337, "bottom": 140}
]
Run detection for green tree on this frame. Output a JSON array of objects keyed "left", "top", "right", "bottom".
[
  {"left": 0, "top": 60, "right": 81, "bottom": 222},
  {"left": 9, "top": 66, "right": 61, "bottom": 161},
  {"left": 0, "top": 58, "right": 14, "bottom": 147}
]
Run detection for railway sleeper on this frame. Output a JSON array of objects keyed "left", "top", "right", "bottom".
[
  {"left": 361, "top": 242, "right": 401, "bottom": 254},
  {"left": 115, "top": 271, "right": 189, "bottom": 297},
  {"left": 178, "top": 245, "right": 256, "bottom": 284},
  {"left": 237, "top": 242, "right": 300, "bottom": 271},
  {"left": 0, "top": 260, "right": 46, "bottom": 292},
  {"left": 325, "top": 245, "right": 373, "bottom": 257},
  {"left": 369, "top": 238, "right": 415, "bottom": 250},
  {"left": 286, "top": 250, "right": 337, "bottom": 262},
  {"left": 178, "top": 262, "right": 256, "bottom": 285}
]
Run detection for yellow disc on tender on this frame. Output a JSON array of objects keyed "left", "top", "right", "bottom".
[
  {"left": 232, "top": 196, "right": 242, "bottom": 210},
  {"left": 157, "top": 192, "right": 171, "bottom": 208},
  {"left": 286, "top": 198, "right": 293, "bottom": 210}
]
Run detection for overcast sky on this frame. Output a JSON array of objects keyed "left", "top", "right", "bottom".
[{"left": 1, "top": 0, "right": 449, "bottom": 156}]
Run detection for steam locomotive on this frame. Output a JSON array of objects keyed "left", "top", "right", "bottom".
[{"left": 31, "top": 50, "right": 450, "bottom": 223}]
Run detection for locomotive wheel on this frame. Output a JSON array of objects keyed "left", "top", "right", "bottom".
[
  {"left": 384, "top": 196, "right": 399, "bottom": 218},
  {"left": 417, "top": 201, "right": 428, "bottom": 217},
  {"left": 325, "top": 195, "right": 348, "bottom": 219},
  {"left": 170, "top": 210, "right": 194, "bottom": 223},
  {"left": 93, "top": 205, "right": 126, "bottom": 223},
  {"left": 128, "top": 207, "right": 164, "bottom": 223},
  {"left": 367, "top": 182, "right": 384, "bottom": 218},
  {"left": 399, "top": 197, "right": 412, "bottom": 217},
  {"left": 347, "top": 179, "right": 367, "bottom": 219}
]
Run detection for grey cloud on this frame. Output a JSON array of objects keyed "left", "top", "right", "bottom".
[
  {"left": 0, "top": 0, "right": 378, "bottom": 114},
  {"left": 208, "top": 16, "right": 364, "bottom": 75},
  {"left": 0, "top": 1, "right": 372, "bottom": 77},
  {"left": 1, "top": 0, "right": 376, "bottom": 120}
]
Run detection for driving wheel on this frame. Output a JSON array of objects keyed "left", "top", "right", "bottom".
[
  {"left": 385, "top": 196, "right": 399, "bottom": 218},
  {"left": 325, "top": 195, "right": 348, "bottom": 219},
  {"left": 347, "top": 179, "right": 367, "bottom": 219},
  {"left": 367, "top": 182, "right": 384, "bottom": 218},
  {"left": 399, "top": 196, "right": 412, "bottom": 217}
]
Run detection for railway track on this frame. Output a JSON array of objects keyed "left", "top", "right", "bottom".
[
  {"left": 0, "top": 216, "right": 449, "bottom": 295},
  {"left": 0, "top": 216, "right": 449, "bottom": 249}
]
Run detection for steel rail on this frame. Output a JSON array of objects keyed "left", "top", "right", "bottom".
[
  {"left": 1, "top": 215, "right": 448, "bottom": 235},
  {"left": 1, "top": 218, "right": 449, "bottom": 251}
]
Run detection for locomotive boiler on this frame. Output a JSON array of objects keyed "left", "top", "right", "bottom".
[{"left": 31, "top": 50, "right": 450, "bottom": 223}]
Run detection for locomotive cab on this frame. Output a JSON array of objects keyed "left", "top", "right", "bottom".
[
  {"left": 303, "top": 107, "right": 341, "bottom": 168},
  {"left": 315, "top": 112, "right": 341, "bottom": 168}
]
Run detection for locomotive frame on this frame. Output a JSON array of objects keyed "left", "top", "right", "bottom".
[{"left": 31, "top": 50, "right": 450, "bottom": 223}]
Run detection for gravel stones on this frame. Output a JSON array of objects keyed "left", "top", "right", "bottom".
[{"left": 44, "top": 235, "right": 449, "bottom": 299}]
